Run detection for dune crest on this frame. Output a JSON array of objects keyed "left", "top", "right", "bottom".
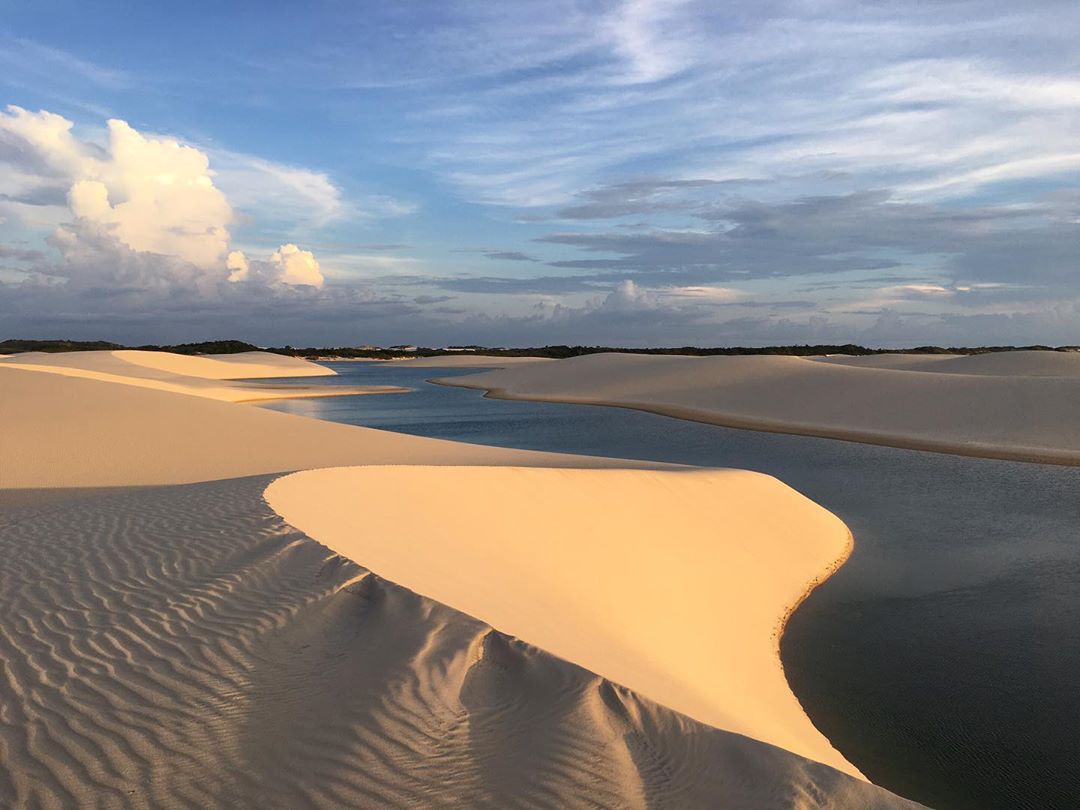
[
  {"left": 265, "top": 465, "right": 859, "bottom": 778},
  {"left": 438, "top": 351, "right": 1080, "bottom": 465},
  {"left": 0, "top": 349, "right": 402, "bottom": 403},
  {"left": 817, "top": 349, "right": 1080, "bottom": 377}
]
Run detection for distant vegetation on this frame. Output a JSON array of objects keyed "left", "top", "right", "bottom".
[{"left": 3, "top": 338, "right": 1077, "bottom": 358}]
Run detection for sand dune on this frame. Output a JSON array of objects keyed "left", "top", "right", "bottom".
[
  {"left": 0, "top": 352, "right": 923, "bottom": 806},
  {"left": 0, "top": 365, "right": 618, "bottom": 488},
  {"left": 266, "top": 465, "right": 858, "bottom": 777},
  {"left": 0, "top": 350, "right": 402, "bottom": 403},
  {"left": 438, "top": 352, "right": 1080, "bottom": 465},
  {"left": 114, "top": 348, "right": 335, "bottom": 378},
  {"left": 0, "top": 478, "right": 920, "bottom": 809},
  {"left": 818, "top": 349, "right": 1080, "bottom": 377},
  {"left": 385, "top": 355, "right": 553, "bottom": 368}
]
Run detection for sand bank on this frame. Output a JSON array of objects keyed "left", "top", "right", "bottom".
[
  {"left": 437, "top": 351, "right": 1080, "bottom": 465},
  {"left": 0, "top": 349, "right": 404, "bottom": 403}
]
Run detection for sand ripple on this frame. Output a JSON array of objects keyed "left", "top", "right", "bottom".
[{"left": 0, "top": 479, "right": 920, "bottom": 808}]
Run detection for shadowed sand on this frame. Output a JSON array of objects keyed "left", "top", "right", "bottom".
[
  {"left": 0, "top": 479, "right": 921, "bottom": 809},
  {"left": 0, "top": 349, "right": 404, "bottom": 403},
  {"left": 436, "top": 351, "right": 1080, "bottom": 465}
]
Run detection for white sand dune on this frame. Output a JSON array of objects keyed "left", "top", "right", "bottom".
[
  {"left": 0, "top": 349, "right": 402, "bottom": 403},
  {"left": 0, "top": 364, "right": 607, "bottom": 488},
  {"left": 819, "top": 349, "right": 1080, "bottom": 377},
  {"left": 114, "top": 348, "right": 335, "bottom": 378},
  {"left": 438, "top": 351, "right": 1080, "bottom": 465},
  {"left": 266, "top": 465, "right": 858, "bottom": 777},
  {"left": 0, "top": 481, "right": 920, "bottom": 808}
]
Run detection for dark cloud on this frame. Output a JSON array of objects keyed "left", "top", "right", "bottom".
[
  {"left": 0, "top": 244, "right": 46, "bottom": 261},
  {"left": 435, "top": 274, "right": 604, "bottom": 294},
  {"left": 482, "top": 250, "right": 539, "bottom": 262},
  {"left": 0, "top": 185, "right": 69, "bottom": 206},
  {"left": 539, "top": 189, "right": 1080, "bottom": 293},
  {"left": 552, "top": 178, "right": 754, "bottom": 220}
]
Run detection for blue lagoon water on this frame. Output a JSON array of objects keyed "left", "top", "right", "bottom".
[{"left": 262, "top": 362, "right": 1080, "bottom": 809}]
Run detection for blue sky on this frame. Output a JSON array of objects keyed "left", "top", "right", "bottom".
[{"left": 1, "top": 0, "right": 1079, "bottom": 346}]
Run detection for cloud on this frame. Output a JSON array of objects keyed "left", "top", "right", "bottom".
[
  {"left": 268, "top": 243, "right": 324, "bottom": 287},
  {"left": 540, "top": 189, "right": 1080, "bottom": 292},
  {"left": 482, "top": 250, "right": 539, "bottom": 262},
  {"left": 0, "top": 244, "right": 45, "bottom": 262},
  {"left": 0, "top": 106, "right": 329, "bottom": 295},
  {"left": 211, "top": 150, "right": 345, "bottom": 229},
  {"left": 391, "top": 2, "right": 1080, "bottom": 208},
  {"left": 553, "top": 178, "right": 732, "bottom": 220}
]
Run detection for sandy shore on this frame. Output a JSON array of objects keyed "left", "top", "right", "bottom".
[
  {"left": 436, "top": 351, "right": 1080, "bottom": 465},
  {"left": 0, "top": 350, "right": 921, "bottom": 807}
]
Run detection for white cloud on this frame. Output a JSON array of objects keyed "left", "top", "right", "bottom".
[
  {"left": 269, "top": 243, "right": 324, "bottom": 287},
  {"left": 0, "top": 106, "right": 330, "bottom": 293},
  {"left": 210, "top": 150, "right": 345, "bottom": 228}
]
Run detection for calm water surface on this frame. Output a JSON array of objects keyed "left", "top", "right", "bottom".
[{"left": 263, "top": 362, "right": 1080, "bottom": 810}]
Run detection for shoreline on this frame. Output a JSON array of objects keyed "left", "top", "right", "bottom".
[
  {"left": 234, "top": 384, "right": 409, "bottom": 403},
  {"left": 433, "top": 376, "right": 1080, "bottom": 468}
]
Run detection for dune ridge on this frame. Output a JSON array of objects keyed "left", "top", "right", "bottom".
[
  {"left": 436, "top": 351, "right": 1080, "bottom": 465},
  {"left": 0, "top": 479, "right": 920, "bottom": 808},
  {"left": 0, "top": 349, "right": 402, "bottom": 403},
  {"left": 816, "top": 349, "right": 1080, "bottom": 377},
  {"left": 265, "top": 465, "right": 859, "bottom": 777},
  {"left": 0, "top": 364, "right": 650, "bottom": 488}
]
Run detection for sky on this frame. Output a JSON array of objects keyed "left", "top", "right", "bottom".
[{"left": 1, "top": 0, "right": 1079, "bottom": 348}]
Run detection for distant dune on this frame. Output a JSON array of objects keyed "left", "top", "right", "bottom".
[
  {"left": 818, "top": 349, "right": 1080, "bottom": 377},
  {"left": 267, "top": 465, "right": 859, "bottom": 777},
  {"left": 438, "top": 351, "right": 1080, "bottom": 465},
  {"left": 0, "top": 364, "right": 612, "bottom": 488},
  {"left": 0, "top": 349, "right": 401, "bottom": 403}
]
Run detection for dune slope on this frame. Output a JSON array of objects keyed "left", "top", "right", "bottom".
[
  {"left": 0, "top": 365, "right": 626, "bottom": 488},
  {"left": 818, "top": 349, "right": 1080, "bottom": 377},
  {"left": 266, "top": 465, "right": 857, "bottom": 777},
  {"left": 438, "top": 352, "right": 1080, "bottom": 464}
]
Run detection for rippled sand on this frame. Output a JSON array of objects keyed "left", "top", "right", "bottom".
[{"left": 0, "top": 479, "right": 920, "bottom": 808}]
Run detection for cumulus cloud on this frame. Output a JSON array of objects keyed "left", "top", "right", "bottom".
[{"left": 0, "top": 105, "right": 328, "bottom": 296}]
